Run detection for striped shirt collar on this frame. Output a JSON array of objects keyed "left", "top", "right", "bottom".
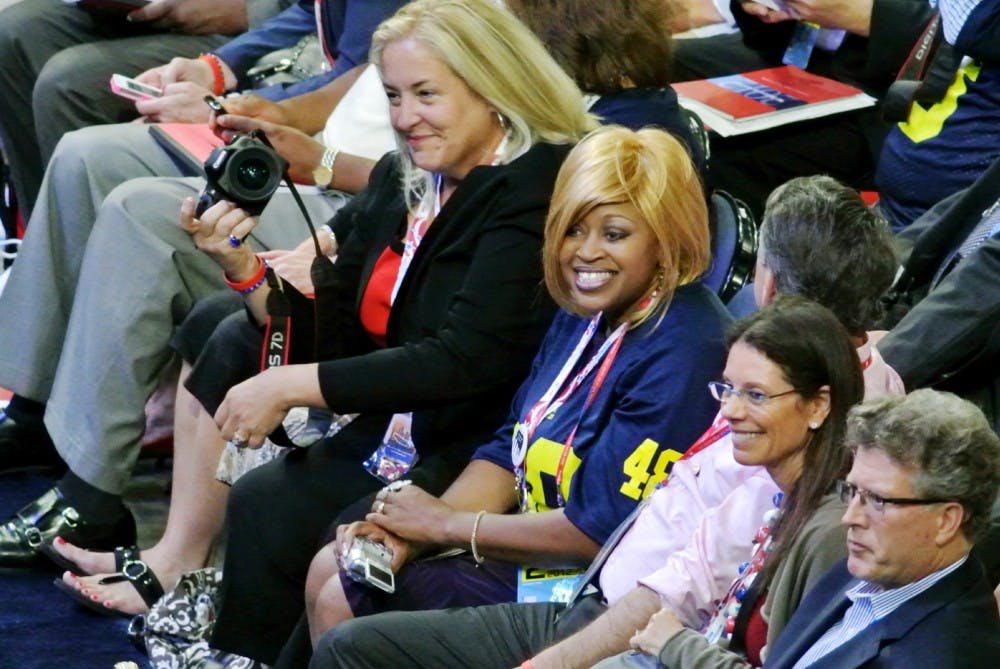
[{"left": 845, "top": 554, "right": 968, "bottom": 621}]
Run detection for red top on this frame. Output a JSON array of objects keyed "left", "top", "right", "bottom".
[
  {"left": 743, "top": 593, "right": 768, "bottom": 667},
  {"left": 359, "top": 244, "right": 402, "bottom": 347}
]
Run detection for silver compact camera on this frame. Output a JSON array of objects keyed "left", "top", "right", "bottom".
[{"left": 343, "top": 537, "right": 395, "bottom": 593}]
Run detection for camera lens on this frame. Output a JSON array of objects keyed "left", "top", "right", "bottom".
[{"left": 236, "top": 157, "right": 271, "bottom": 192}]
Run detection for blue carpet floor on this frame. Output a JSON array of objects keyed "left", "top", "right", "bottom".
[{"left": 0, "top": 470, "right": 148, "bottom": 668}]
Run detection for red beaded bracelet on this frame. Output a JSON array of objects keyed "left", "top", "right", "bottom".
[
  {"left": 199, "top": 53, "right": 226, "bottom": 96},
  {"left": 224, "top": 257, "right": 267, "bottom": 295}
]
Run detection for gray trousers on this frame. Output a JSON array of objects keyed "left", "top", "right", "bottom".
[
  {"left": 0, "top": 122, "right": 342, "bottom": 493},
  {"left": 0, "top": 0, "right": 229, "bottom": 216},
  {"left": 310, "top": 597, "right": 608, "bottom": 669}
]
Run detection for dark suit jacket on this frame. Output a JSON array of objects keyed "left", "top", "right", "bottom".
[
  {"left": 283, "top": 143, "right": 567, "bottom": 462},
  {"left": 878, "top": 157, "right": 1000, "bottom": 431},
  {"left": 764, "top": 557, "right": 1000, "bottom": 669}
]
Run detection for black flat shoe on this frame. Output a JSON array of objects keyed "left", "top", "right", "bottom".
[
  {"left": 0, "top": 409, "right": 64, "bottom": 473},
  {"left": 0, "top": 488, "right": 136, "bottom": 570}
]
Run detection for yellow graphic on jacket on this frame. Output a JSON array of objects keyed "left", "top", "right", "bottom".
[
  {"left": 899, "top": 61, "right": 981, "bottom": 143},
  {"left": 620, "top": 438, "right": 683, "bottom": 501},
  {"left": 522, "top": 437, "right": 683, "bottom": 512},
  {"left": 523, "top": 437, "right": 583, "bottom": 513}
]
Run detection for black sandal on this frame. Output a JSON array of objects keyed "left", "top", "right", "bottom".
[
  {"left": 52, "top": 550, "right": 165, "bottom": 618},
  {"left": 39, "top": 542, "right": 139, "bottom": 576}
]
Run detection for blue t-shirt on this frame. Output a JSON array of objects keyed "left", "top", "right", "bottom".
[
  {"left": 473, "top": 283, "right": 730, "bottom": 545},
  {"left": 876, "top": 61, "right": 1000, "bottom": 229},
  {"left": 875, "top": 2, "right": 1000, "bottom": 229}
]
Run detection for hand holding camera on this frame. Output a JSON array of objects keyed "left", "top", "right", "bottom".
[
  {"left": 335, "top": 520, "right": 411, "bottom": 573},
  {"left": 365, "top": 482, "right": 456, "bottom": 547},
  {"left": 342, "top": 536, "right": 396, "bottom": 593},
  {"left": 195, "top": 131, "right": 288, "bottom": 218},
  {"left": 179, "top": 195, "right": 259, "bottom": 281}
]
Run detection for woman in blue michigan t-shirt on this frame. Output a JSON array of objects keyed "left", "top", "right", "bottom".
[{"left": 306, "top": 125, "right": 730, "bottom": 648}]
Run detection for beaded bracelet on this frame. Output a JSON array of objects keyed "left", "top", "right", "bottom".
[
  {"left": 470, "top": 510, "right": 487, "bottom": 566},
  {"left": 199, "top": 53, "right": 226, "bottom": 96},
  {"left": 224, "top": 257, "right": 268, "bottom": 295}
]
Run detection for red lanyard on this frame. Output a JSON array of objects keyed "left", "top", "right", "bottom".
[
  {"left": 513, "top": 316, "right": 628, "bottom": 510},
  {"left": 551, "top": 331, "right": 626, "bottom": 507}
]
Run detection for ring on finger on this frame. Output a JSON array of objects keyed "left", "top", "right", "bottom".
[
  {"left": 386, "top": 479, "right": 412, "bottom": 493},
  {"left": 228, "top": 234, "right": 242, "bottom": 248}
]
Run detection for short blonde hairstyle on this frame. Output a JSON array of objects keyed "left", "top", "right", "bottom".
[
  {"left": 370, "top": 0, "right": 598, "bottom": 210},
  {"left": 543, "top": 126, "right": 710, "bottom": 327}
]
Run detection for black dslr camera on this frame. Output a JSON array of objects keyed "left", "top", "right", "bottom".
[{"left": 196, "top": 130, "right": 288, "bottom": 217}]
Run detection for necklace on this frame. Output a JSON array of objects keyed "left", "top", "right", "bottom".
[{"left": 704, "top": 491, "right": 784, "bottom": 644}]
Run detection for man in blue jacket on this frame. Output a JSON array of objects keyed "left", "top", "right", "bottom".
[{"left": 765, "top": 389, "right": 1000, "bottom": 668}]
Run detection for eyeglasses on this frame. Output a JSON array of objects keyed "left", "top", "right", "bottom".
[
  {"left": 835, "top": 480, "right": 951, "bottom": 513},
  {"left": 707, "top": 381, "right": 797, "bottom": 407}
]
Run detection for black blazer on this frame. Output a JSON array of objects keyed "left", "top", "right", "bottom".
[
  {"left": 284, "top": 142, "right": 569, "bottom": 460},
  {"left": 878, "top": 157, "right": 1000, "bottom": 428},
  {"left": 764, "top": 557, "right": 1000, "bottom": 668}
]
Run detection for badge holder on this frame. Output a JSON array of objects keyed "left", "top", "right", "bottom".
[
  {"left": 782, "top": 22, "right": 819, "bottom": 69},
  {"left": 516, "top": 566, "right": 586, "bottom": 603},
  {"left": 363, "top": 412, "right": 419, "bottom": 483}
]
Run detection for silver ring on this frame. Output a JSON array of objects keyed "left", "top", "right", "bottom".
[
  {"left": 228, "top": 430, "right": 249, "bottom": 448},
  {"left": 228, "top": 234, "right": 242, "bottom": 248},
  {"left": 374, "top": 500, "right": 385, "bottom": 514},
  {"left": 386, "top": 479, "right": 412, "bottom": 493}
]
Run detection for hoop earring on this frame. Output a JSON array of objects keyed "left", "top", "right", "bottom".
[{"left": 494, "top": 111, "right": 508, "bottom": 129}]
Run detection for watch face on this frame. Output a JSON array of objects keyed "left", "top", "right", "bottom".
[{"left": 313, "top": 164, "right": 333, "bottom": 187}]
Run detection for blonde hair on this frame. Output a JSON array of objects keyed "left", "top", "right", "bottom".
[
  {"left": 543, "top": 126, "right": 710, "bottom": 327},
  {"left": 370, "top": 0, "right": 597, "bottom": 210}
]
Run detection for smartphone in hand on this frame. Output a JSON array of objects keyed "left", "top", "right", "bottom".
[
  {"left": 109, "top": 73, "right": 162, "bottom": 102},
  {"left": 203, "top": 95, "right": 230, "bottom": 116}
]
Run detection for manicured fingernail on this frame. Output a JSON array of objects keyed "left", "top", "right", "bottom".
[
  {"left": 91, "top": 594, "right": 101, "bottom": 602},
  {"left": 55, "top": 537, "right": 65, "bottom": 545},
  {"left": 103, "top": 601, "right": 113, "bottom": 608}
]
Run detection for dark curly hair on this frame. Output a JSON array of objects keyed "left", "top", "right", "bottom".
[{"left": 506, "top": 0, "right": 674, "bottom": 95}]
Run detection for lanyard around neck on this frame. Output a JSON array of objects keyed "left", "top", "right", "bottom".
[
  {"left": 512, "top": 314, "right": 629, "bottom": 509},
  {"left": 391, "top": 173, "right": 442, "bottom": 304},
  {"left": 389, "top": 134, "right": 510, "bottom": 304}
]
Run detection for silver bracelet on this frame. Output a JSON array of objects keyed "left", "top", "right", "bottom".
[
  {"left": 318, "top": 224, "right": 338, "bottom": 259},
  {"left": 470, "top": 510, "right": 487, "bottom": 566}
]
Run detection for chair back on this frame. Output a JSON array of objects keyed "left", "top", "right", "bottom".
[
  {"left": 705, "top": 189, "right": 757, "bottom": 303},
  {"left": 679, "top": 106, "right": 710, "bottom": 169}
]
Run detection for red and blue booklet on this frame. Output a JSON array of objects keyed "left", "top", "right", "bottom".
[
  {"left": 148, "top": 123, "right": 225, "bottom": 176},
  {"left": 673, "top": 65, "right": 875, "bottom": 136}
]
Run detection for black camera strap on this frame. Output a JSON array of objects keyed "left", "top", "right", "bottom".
[
  {"left": 883, "top": 14, "right": 963, "bottom": 123},
  {"left": 247, "top": 124, "right": 326, "bottom": 374},
  {"left": 261, "top": 268, "right": 291, "bottom": 371},
  {"left": 250, "top": 169, "right": 327, "bottom": 448}
]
